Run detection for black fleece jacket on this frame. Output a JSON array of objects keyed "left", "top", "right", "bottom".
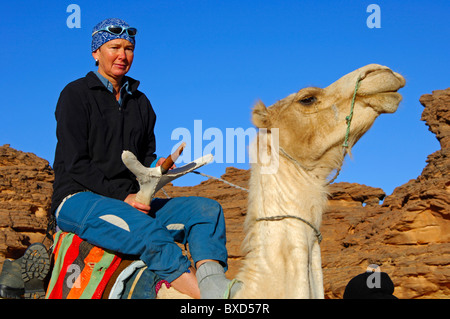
[{"left": 51, "top": 72, "right": 157, "bottom": 214}]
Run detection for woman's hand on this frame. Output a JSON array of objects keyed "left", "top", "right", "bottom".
[{"left": 124, "top": 193, "right": 151, "bottom": 214}]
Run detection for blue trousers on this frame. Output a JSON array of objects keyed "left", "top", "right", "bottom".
[{"left": 55, "top": 192, "right": 228, "bottom": 283}]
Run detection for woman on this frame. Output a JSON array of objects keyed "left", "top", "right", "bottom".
[{"left": 51, "top": 18, "right": 237, "bottom": 299}]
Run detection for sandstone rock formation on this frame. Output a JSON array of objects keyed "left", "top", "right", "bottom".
[
  {"left": 0, "top": 145, "right": 54, "bottom": 265},
  {"left": 0, "top": 88, "right": 448, "bottom": 298}
]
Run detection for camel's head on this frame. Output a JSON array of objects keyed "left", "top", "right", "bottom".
[{"left": 252, "top": 64, "right": 405, "bottom": 177}]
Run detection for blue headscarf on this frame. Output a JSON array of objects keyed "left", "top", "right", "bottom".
[{"left": 91, "top": 18, "right": 136, "bottom": 52}]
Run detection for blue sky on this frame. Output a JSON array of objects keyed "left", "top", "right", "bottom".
[{"left": 1, "top": 0, "right": 448, "bottom": 196}]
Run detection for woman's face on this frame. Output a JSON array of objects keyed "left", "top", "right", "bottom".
[{"left": 92, "top": 38, "right": 134, "bottom": 81}]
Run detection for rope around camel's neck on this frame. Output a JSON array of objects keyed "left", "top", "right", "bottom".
[{"left": 247, "top": 76, "right": 364, "bottom": 245}]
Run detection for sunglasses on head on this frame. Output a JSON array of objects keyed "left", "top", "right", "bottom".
[{"left": 92, "top": 25, "right": 138, "bottom": 37}]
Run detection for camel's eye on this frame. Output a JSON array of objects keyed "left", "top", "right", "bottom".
[{"left": 298, "top": 96, "right": 317, "bottom": 106}]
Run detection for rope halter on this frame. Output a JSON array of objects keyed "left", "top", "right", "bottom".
[{"left": 255, "top": 75, "right": 364, "bottom": 244}]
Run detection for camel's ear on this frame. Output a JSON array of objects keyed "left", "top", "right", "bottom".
[{"left": 252, "top": 101, "right": 271, "bottom": 128}]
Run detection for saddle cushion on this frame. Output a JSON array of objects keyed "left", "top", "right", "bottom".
[{"left": 45, "top": 231, "right": 122, "bottom": 299}]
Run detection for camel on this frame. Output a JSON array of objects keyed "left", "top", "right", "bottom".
[
  {"left": 119, "top": 63, "right": 405, "bottom": 299},
  {"left": 233, "top": 63, "right": 405, "bottom": 298}
]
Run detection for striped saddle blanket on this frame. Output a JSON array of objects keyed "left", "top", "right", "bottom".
[
  {"left": 45, "top": 231, "right": 166, "bottom": 299},
  {"left": 45, "top": 231, "right": 122, "bottom": 299}
]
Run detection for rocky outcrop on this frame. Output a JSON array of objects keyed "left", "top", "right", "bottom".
[
  {"left": 0, "top": 145, "right": 54, "bottom": 265},
  {"left": 0, "top": 88, "right": 448, "bottom": 299}
]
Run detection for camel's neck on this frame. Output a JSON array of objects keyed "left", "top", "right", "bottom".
[
  {"left": 235, "top": 140, "right": 329, "bottom": 298},
  {"left": 247, "top": 154, "right": 328, "bottom": 222}
]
